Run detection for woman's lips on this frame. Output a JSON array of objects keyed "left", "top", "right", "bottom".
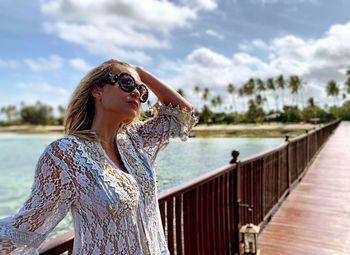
[{"left": 128, "top": 100, "right": 139, "bottom": 109}]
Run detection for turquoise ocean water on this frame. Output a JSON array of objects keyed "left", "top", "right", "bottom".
[{"left": 0, "top": 133, "right": 283, "bottom": 239}]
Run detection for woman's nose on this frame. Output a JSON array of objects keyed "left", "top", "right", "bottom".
[{"left": 130, "top": 87, "right": 141, "bottom": 99}]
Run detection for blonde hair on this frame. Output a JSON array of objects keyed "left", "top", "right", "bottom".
[{"left": 64, "top": 59, "right": 141, "bottom": 141}]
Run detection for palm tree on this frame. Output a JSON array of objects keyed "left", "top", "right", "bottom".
[
  {"left": 345, "top": 67, "right": 350, "bottom": 94},
  {"left": 266, "top": 77, "right": 278, "bottom": 111},
  {"left": 326, "top": 80, "right": 340, "bottom": 107},
  {"left": 256, "top": 78, "right": 267, "bottom": 110},
  {"left": 177, "top": 89, "right": 185, "bottom": 97},
  {"left": 227, "top": 83, "right": 237, "bottom": 112},
  {"left": 57, "top": 105, "right": 66, "bottom": 125},
  {"left": 194, "top": 86, "right": 201, "bottom": 110},
  {"left": 346, "top": 80, "right": 350, "bottom": 94},
  {"left": 300, "top": 79, "right": 306, "bottom": 109},
  {"left": 243, "top": 78, "right": 255, "bottom": 98},
  {"left": 216, "top": 95, "right": 222, "bottom": 111},
  {"left": 288, "top": 75, "right": 302, "bottom": 107},
  {"left": 202, "top": 87, "right": 210, "bottom": 109},
  {"left": 238, "top": 87, "right": 245, "bottom": 112},
  {"left": 307, "top": 97, "right": 315, "bottom": 107},
  {"left": 276, "top": 74, "right": 285, "bottom": 110},
  {"left": 0, "top": 105, "right": 18, "bottom": 122},
  {"left": 211, "top": 97, "right": 218, "bottom": 110},
  {"left": 255, "top": 94, "right": 266, "bottom": 108},
  {"left": 210, "top": 96, "right": 223, "bottom": 112},
  {"left": 345, "top": 67, "right": 350, "bottom": 80}
]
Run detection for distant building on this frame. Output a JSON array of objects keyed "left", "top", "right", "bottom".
[{"left": 265, "top": 113, "right": 280, "bottom": 121}]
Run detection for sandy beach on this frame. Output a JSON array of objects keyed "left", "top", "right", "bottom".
[
  {"left": 0, "top": 125, "right": 65, "bottom": 134},
  {"left": 0, "top": 123, "right": 318, "bottom": 137},
  {"left": 191, "top": 123, "right": 318, "bottom": 137}
]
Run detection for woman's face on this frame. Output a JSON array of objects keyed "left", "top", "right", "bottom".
[{"left": 94, "top": 66, "right": 143, "bottom": 122}]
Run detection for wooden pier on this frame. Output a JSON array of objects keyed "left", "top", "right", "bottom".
[
  {"left": 38, "top": 120, "right": 343, "bottom": 255},
  {"left": 258, "top": 121, "right": 350, "bottom": 254}
]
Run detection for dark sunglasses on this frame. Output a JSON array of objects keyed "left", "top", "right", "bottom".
[{"left": 110, "top": 72, "right": 149, "bottom": 103}]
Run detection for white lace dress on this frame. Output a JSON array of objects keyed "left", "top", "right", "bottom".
[{"left": 0, "top": 104, "right": 197, "bottom": 255}]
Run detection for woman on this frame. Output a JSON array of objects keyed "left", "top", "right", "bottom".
[{"left": 0, "top": 59, "right": 197, "bottom": 254}]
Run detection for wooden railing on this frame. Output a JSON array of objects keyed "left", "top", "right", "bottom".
[{"left": 39, "top": 120, "right": 340, "bottom": 255}]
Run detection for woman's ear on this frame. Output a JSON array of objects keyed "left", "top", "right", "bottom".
[{"left": 91, "top": 85, "right": 103, "bottom": 101}]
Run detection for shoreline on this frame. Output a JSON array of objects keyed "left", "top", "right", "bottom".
[
  {"left": 0, "top": 123, "right": 319, "bottom": 137},
  {"left": 0, "top": 125, "right": 65, "bottom": 134}
]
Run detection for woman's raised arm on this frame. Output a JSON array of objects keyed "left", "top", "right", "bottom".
[{"left": 136, "top": 67, "right": 193, "bottom": 112}]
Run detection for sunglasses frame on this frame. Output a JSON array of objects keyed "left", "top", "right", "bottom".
[{"left": 110, "top": 72, "right": 149, "bottom": 103}]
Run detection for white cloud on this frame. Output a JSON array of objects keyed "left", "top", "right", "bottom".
[
  {"left": 0, "top": 59, "right": 21, "bottom": 69},
  {"left": 16, "top": 82, "right": 69, "bottom": 97},
  {"left": 270, "top": 22, "right": 350, "bottom": 82},
  {"left": 239, "top": 39, "right": 268, "bottom": 52},
  {"left": 181, "top": 0, "right": 218, "bottom": 11},
  {"left": 41, "top": 0, "right": 217, "bottom": 63},
  {"left": 168, "top": 47, "right": 276, "bottom": 91},
  {"left": 161, "top": 22, "right": 350, "bottom": 110},
  {"left": 197, "top": 0, "right": 218, "bottom": 10},
  {"left": 252, "top": 39, "right": 269, "bottom": 50},
  {"left": 238, "top": 43, "right": 253, "bottom": 52},
  {"left": 69, "top": 58, "right": 92, "bottom": 71},
  {"left": 24, "top": 55, "right": 64, "bottom": 72},
  {"left": 187, "top": 47, "right": 231, "bottom": 67},
  {"left": 260, "top": 0, "right": 319, "bottom": 5},
  {"left": 205, "top": 29, "right": 224, "bottom": 40}
]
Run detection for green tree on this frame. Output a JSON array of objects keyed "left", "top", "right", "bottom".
[
  {"left": 227, "top": 83, "right": 237, "bottom": 112},
  {"left": 243, "top": 78, "right": 255, "bottom": 97},
  {"left": 338, "top": 100, "right": 350, "bottom": 120},
  {"left": 245, "top": 98, "right": 264, "bottom": 123},
  {"left": 216, "top": 95, "right": 222, "bottom": 111},
  {"left": 281, "top": 105, "right": 302, "bottom": 123},
  {"left": 255, "top": 94, "right": 266, "bottom": 108},
  {"left": 210, "top": 96, "right": 222, "bottom": 111},
  {"left": 276, "top": 74, "right": 285, "bottom": 110},
  {"left": 57, "top": 105, "right": 66, "bottom": 125},
  {"left": 326, "top": 80, "right": 340, "bottom": 107},
  {"left": 20, "top": 101, "right": 56, "bottom": 125},
  {"left": 238, "top": 87, "right": 245, "bottom": 112},
  {"left": 202, "top": 87, "right": 210, "bottom": 106},
  {"left": 302, "top": 104, "right": 330, "bottom": 123},
  {"left": 256, "top": 78, "right": 268, "bottom": 111},
  {"left": 344, "top": 68, "right": 350, "bottom": 94},
  {"left": 0, "top": 105, "right": 18, "bottom": 122},
  {"left": 198, "top": 104, "right": 214, "bottom": 124},
  {"left": 211, "top": 97, "right": 218, "bottom": 110},
  {"left": 307, "top": 97, "right": 315, "bottom": 107},
  {"left": 266, "top": 77, "right": 279, "bottom": 111},
  {"left": 288, "top": 75, "right": 302, "bottom": 107},
  {"left": 194, "top": 86, "right": 201, "bottom": 110},
  {"left": 177, "top": 89, "right": 185, "bottom": 97},
  {"left": 242, "top": 78, "right": 256, "bottom": 113}
]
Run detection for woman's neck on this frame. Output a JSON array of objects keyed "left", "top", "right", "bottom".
[{"left": 90, "top": 115, "right": 122, "bottom": 149}]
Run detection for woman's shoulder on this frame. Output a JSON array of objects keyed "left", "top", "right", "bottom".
[{"left": 44, "top": 135, "right": 81, "bottom": 154}]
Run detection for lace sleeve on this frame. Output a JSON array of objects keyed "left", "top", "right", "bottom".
[
  {"left": 130, "top": 103, "right": 197, "bottom": 164},
  {"left": 0, "top": 138, "right": 76, "bottom": 254}
]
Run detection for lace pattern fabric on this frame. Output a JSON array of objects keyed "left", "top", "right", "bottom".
[{"left": 0, "top": 103, "right": 197, "bottom": 255}]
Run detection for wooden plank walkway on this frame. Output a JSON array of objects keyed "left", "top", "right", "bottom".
[{"left": 258, "top": 121, "right": 350, "bottom": 255}]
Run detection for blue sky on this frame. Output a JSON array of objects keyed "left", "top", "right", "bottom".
[{"left": 1, "top": 0, "right": 350, "bottom": 115}]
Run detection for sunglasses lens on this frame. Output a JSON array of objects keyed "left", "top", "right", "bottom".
[
  {"left": 138, "top": 84, "right": 149, "bottom": 103},
  {"left": 119, "top": 73, "right": 135, "bottom": 92}
]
